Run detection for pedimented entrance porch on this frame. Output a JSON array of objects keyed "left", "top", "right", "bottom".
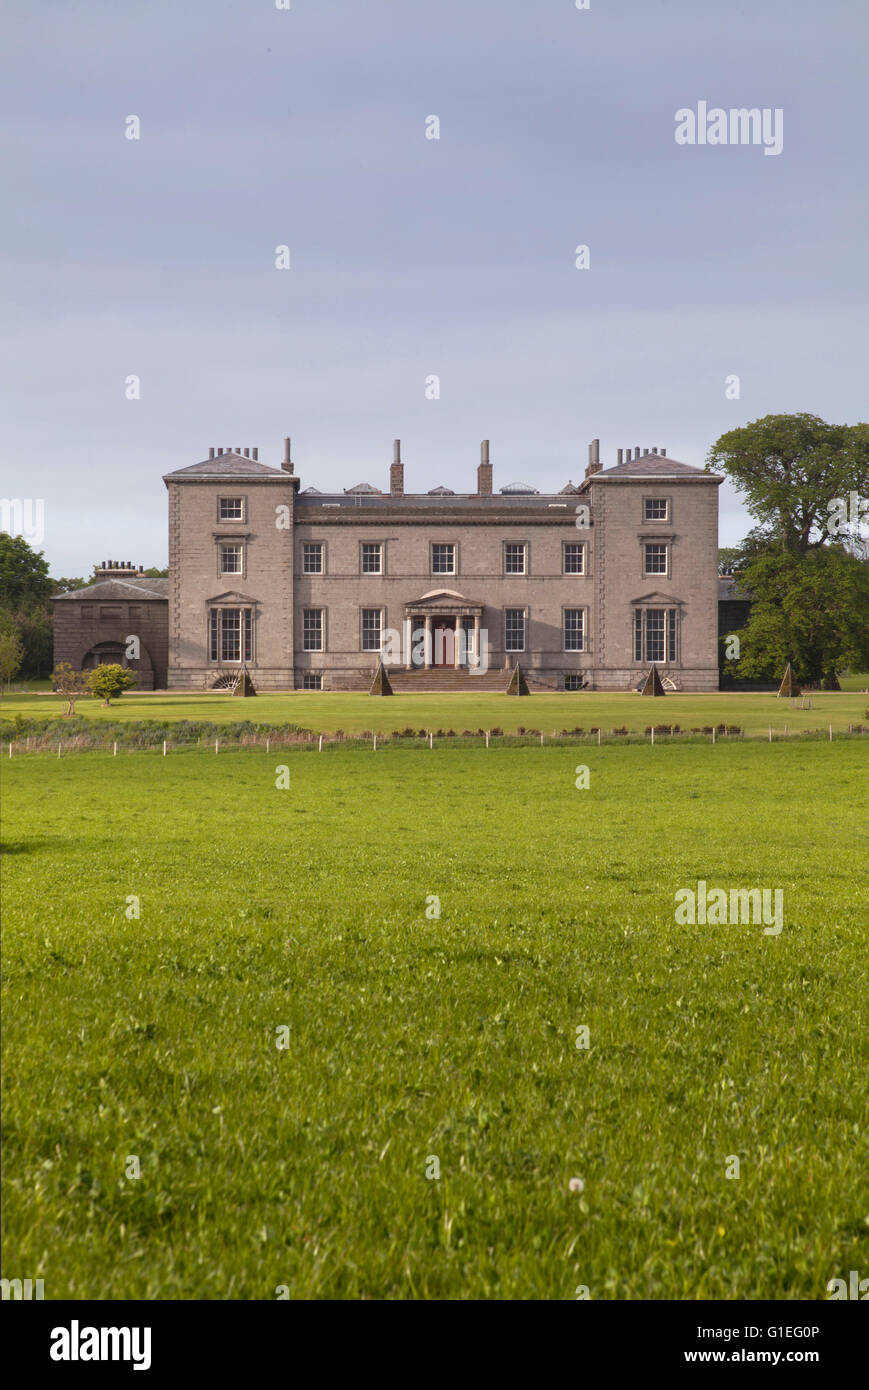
[{"left": 401, "top": 589, "right": 485, "bottom": 670}]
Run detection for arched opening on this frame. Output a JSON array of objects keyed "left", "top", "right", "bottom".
[{"left": 81, "top": 641, "right": 154, "bottom": 690}]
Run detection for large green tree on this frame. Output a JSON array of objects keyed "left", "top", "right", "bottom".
[
  {"left": 707, "top": 414, "right": 869, "bottom": 555},
  {"left": 735, "top": 546, "right": 869, "bottom": 684}
]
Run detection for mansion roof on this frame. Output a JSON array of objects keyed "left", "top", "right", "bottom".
[
  {"left": 162, "top": 446, "right": 719, "bottom": 501},
  {"left": 53, "top": 577, "right": 169, "bottom": 602},
  {"left": 586, "top": 456, "right": 713, "bottom": 481}
]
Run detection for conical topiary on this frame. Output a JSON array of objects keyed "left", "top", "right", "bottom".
[
  {"left": 369, "top": 659, "right": 394, "bottom": 696},
  {"left": 777, "top": 662, "right": 801, "bottom": 698},
  {"left": 639, "top": 664, "right": 666, "bottom": 696},
  {"left": 231, "top": 665, "right": 257, "bottom": 696},
  {"left": 506, "top": 663, "right": 530, "bottom": 696}
]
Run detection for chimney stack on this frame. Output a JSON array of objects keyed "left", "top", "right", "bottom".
[
  {"left": 477, "top": 439, "right": 493, "bottom": 495},
  {"left": 585, "top": 437, "right": 602, "bottom": 479},
  {"left": 281, "top": 437, "right": 294, "bottom": 474},
  {"left": 617, "top": 448, "right": 623, "bottom": 465},
  {"left": 390, "top": 439, "right": 404, "bottom": 495}
]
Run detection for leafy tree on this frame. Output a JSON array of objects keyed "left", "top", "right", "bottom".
[
  {"left": 4, "top": 604, "right": 52, "bottom": 677},
  {"left": 53, "top": 577, "right": 89, "bottom": 593},
  {"left": 735, "top": 547, "right": 869, "bottom": 685},
  {"left": 0, "top": 629, "right": 24, "bottom": 693},
  {"left": 52, "top": 662, "right": 91, "bottom": 716},
  {"left": 718, "top": 547, "right": 742, "bottom": 574},
  {"left": 707, "top": 414, "right": 869, "bottom": 555},
  {"left": 0, "top": 534, "right": 53, "bottom": 604},
  {"left": 142, "top": 567, "right": 168, "bottom": 578},
  {"left": 88, "top": 663, "right": 137, "bottom": 706}
]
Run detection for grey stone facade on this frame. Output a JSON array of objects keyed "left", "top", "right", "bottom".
[
  {"left": 52, "top": 567, "right": 169, "bottom": 690},
  {"left": 158, "top": 438, "right": 723, "bottom": 692}
]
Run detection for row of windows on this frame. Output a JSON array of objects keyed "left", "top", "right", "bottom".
[
  {"left": 301, "top": 608, "right": 587, "bottom": 654},
  {"left": 302, "top": 540, "right": 587, "bottom": 577},
  {"left": 220, "top": 538, "right": 670, "bottom": 578},
  {"left": 79, "top": 604, "right": 144, "bottom": 619},
  {"left": 216, "top": 496, "right": 673, "bottom": 524},
  {"left": 209, "top": 604, "right": 679, "bottom": 661}
]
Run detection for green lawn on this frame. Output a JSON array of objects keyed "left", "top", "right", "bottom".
[
  {"left": 2, "top": 686, "right": 868, "bottom": 735},
  {"left": 2, "top": 741, "right": 867, "bottom": 1299}
]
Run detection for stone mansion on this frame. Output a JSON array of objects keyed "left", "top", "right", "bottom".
[{"left": 53, "top": 437, "right": 723, "bottom": 691}]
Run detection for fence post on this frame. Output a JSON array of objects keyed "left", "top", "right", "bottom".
[
  {"left": 113, "top": 741, "right": 117, "bottom": 756},
  {"left": 597, "top": 728, "right": 601, "bottom": 746},
  {"left": 429, "top": 731, "right": 433, "bottom": 749},
  {"left": 215, "top": 738, "right": 219, "bottom": 754},
  {"left": 651, "top": 726, "right": 654, "bottom": 745},
  {"left": 373, "top": 734, "right": 377, "bottom": 751},
  {"left": 540, "top": 732, "right": 544, "bottom": 745},
  {"left": 8, "top": 742, "right": 11, "bottom": 758},
  {"left": 769, "top": 726, "right": 772, "bottom": 742},
  {"left": 58, "top": 742, "right": 62, "bottom": 757},
  {"left": 318, "top": 735, "right": 323, "bottom": 753},
  {"left": 829, "top": 724, "right": 833, "bottom": 741},
  {"left": 712, "top": 726, "right": 716, "bottom": 745},
  {"left": 266, "top": 736, "right": 270, "bottom": 754},
  {"left": 485, "top": 731, "right": 489, "bottom": 749},
  {"left": 163, "top": 740, "right": 167, "bottom": 756}
]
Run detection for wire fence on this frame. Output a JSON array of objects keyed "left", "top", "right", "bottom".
[{"left": 4, "top": 721, "right": 869, "bottom": 758}]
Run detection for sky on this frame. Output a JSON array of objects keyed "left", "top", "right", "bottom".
[{"left": 2, "top": 0, "right": 867, "bottom": 575}]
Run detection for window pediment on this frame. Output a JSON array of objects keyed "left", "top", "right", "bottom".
[
  {"left": 206, "top": 590, "right": 258, "bottom": 605},
  {"left": 631, "top": 591, "right": 684, "bottom": 606}
]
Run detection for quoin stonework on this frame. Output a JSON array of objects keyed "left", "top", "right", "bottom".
[{"left": 53, "top": 437, "right": 723, "bottom": 692}]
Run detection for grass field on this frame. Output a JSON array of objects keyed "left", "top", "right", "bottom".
[
  {"left": 2, "top": 739, "right": 867, "bottom": 1299},
  {"left": 2, "top": 686, "right": 868, "bottom": 736}
]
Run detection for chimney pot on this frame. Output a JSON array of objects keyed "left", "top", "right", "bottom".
[
  {"left": 652, "top": 447, "right": 658, "bottom": 454},
  {"left": 634, "top": 447, "right": 640, "bottom": 460},
  {"left": 244, "top": 448, "right": 250, "bottom": 458},
  {"left": 281, "top": 436, "right": 294, "bottom": 474},
  {"left": 617, "top": 448, "right": 623, "bottom": 464},
  {"left": 661, "top": 447, "right": 666, "bottom": 456},
  {"left": 252, "top": 447, "right": 258, "bottom": 461},
  {"left": 209, "top": 447, "right": 215, "bottom": 459}
]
